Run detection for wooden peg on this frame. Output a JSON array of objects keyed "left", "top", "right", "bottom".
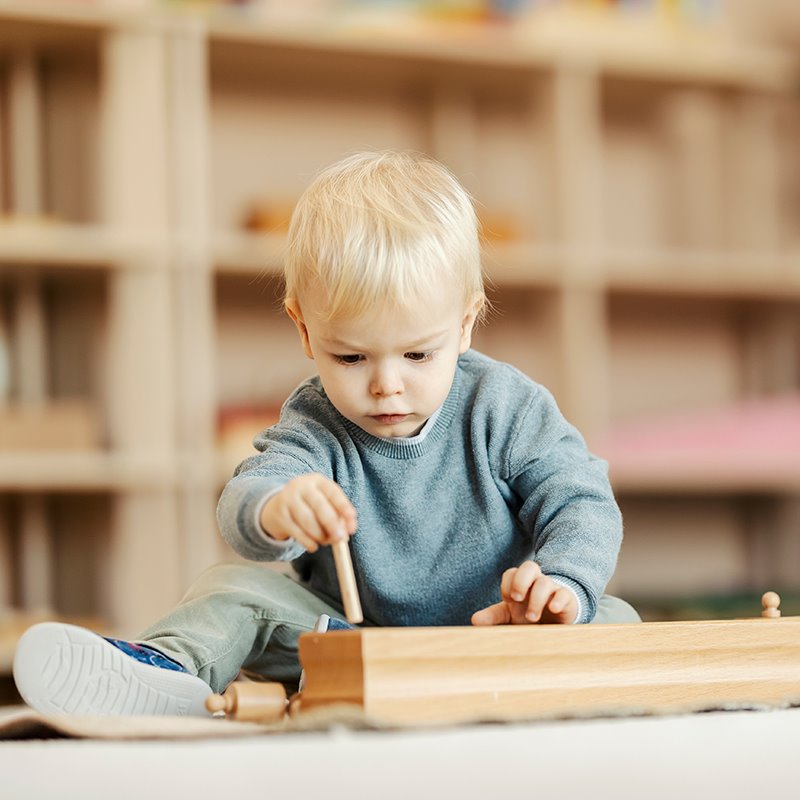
[
  {"left": 287, "top": 692, "right": 303, "bottom": 718},
  {"left": 205, "top": 681, "right": 288, "bottom": 722},
  {"left": 761, "top": 591, "right": 781, "bottom": 618},
  {"left": 332, "top": 538, "right": 363, "bottom": 624}
]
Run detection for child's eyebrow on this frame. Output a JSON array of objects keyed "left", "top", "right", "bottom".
[
  {"left": 401, "top": 330, "right": 450, "bottom": 349},
  {"left": 323, "top": 329, "right": 450, "bottom": 351}
]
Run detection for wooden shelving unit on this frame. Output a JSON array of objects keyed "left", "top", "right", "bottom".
[{"left": 0, "top": 1, "right": 798, "bottom": 648}]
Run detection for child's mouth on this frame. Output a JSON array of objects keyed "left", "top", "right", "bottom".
[{"left": 372, "top": 414, "right": 409, "bottom": 425}]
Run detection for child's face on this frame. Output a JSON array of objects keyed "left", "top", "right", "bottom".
[{"left": 287, "top": 286, "right": 481, "bottom": 438}]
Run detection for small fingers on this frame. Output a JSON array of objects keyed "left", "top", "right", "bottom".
[
  {"left": 546, "top": 587, "right": 572, "bottom": 617},
  {"left": 274, "top": 507, "right": 320, "bottom": 552},
  {"left": 525, "top": 578, "right": 576, "bottom": 623},
  {"left": 303, "top": 486, "right": 347, "bottom": 544},
  {"left": 317, "top": 480, "right": 358, "bottom": 537},
  {"left": 263, "top": 474, "right": 356, "bottom": 551},
  {"left": 502, "top": 561, "right": 541, "bottom": 603},
  {"left": 471, "top": 602, "right": 512, "bottom": 627}
]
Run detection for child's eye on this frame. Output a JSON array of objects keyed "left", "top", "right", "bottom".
[
  {"left": 333, "top": 354, "right": 363, "bottom": 365},
  {"left": 405, "top": 351, "right": 433, "bottom": 363}
]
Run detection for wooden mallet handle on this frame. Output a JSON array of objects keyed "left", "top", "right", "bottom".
[{"left": 332, "top": 538, "right": 363, "bottom": 624}]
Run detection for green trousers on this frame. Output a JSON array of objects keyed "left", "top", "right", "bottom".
[{"left": 140, "top": 562, "right": 641, "bottom": 694}]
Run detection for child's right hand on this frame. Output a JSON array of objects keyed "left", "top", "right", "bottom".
[{"left": 259, "top": 473, "right": 357, "bottom": 552}]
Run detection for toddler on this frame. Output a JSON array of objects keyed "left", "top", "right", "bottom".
[{"left": 14, "top": 151, "right": 638, "bottom": 717}]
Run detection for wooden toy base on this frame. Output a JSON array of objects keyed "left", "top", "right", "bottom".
[{"left": 296, "top": 616, "right": 800, "bottom": 725}]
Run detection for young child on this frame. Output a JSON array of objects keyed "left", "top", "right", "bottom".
[{"left": 13, "top": 151, "right": 639, "bottom": 717}]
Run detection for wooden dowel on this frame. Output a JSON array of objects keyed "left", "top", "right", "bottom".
[
  {"left": 332, "top": 538, "right": 363, "bottom": 624},
  {"left": 206, "top": 681, "right": 287, "bottom": 722}
]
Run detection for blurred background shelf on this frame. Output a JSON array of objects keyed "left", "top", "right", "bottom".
[
  {"left": 0, "top": 452, "right": 176, "bottom": 492},
  {"left": 212, "top": 231, "right": 286, "bottom": 275},
  {"left": 0, "top": 1, "right": 799, "bottom": 662},
  {"left": 0, "top": 221, "right": 159, "bottom": 269},
  {"left": 205, "top": 7, "right": 796, "bottom": 89}
]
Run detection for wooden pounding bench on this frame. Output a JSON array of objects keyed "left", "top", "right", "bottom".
[{"left": 207, "top": 592, "right": 800, "bottom": 726}]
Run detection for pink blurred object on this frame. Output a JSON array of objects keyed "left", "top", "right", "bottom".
[{"left": 594, "top": 394, "right": 800, "bottom": 492}]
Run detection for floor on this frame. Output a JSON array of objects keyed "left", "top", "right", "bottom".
[{"left": 0, "top": 705, "right": 797, "bottom": 799}]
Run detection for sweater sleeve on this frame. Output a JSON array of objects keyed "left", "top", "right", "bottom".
[
  {"left": 502, "top": 385, "right": 622, "bottom": 623},
  {"left": 216, "top": 387, "right": 338, "bottom": 562},
  {"left": 217, "top": 471, "right": 306, "bottom": 562}
]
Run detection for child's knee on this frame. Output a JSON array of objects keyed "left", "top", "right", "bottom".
[
  {"left": 590, "top": 595, "right": 641, "bottom": 624},
  {"left": 185, "top": 562, "right": 287, "bottom": 598}
]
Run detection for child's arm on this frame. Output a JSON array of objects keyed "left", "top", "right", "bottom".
[
  {"left": 259, "top": 472, "right": 357, "bottom": 552},
  {"left": 470, "top": 561, "right": 578, "bottom": 626}
]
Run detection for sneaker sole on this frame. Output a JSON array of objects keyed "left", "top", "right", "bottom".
[{"left": 13, "top": 622, "right": 212, "bottom": 717}]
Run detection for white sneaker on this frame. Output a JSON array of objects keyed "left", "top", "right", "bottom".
[{"left": 13, "top": 622, "right": 212, "bottom": 717}]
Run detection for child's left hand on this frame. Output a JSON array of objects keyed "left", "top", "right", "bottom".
[{"left": 470, "top": 560, "right": 578, "bottom": 625}]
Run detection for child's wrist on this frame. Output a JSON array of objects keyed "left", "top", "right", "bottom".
[{"left": 254, "top": 486, "right": 289, "bottom": 542}]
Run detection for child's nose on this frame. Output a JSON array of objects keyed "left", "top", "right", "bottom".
[{"left": 369, "top": 364, "right": 403, "bottom": 396}]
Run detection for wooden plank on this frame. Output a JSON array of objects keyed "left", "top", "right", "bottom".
[
  {"left": 167, "top": 19, "right": 221, "bottom": 584},
  {"left": 99, "top": 26, "right": 180, "bottom": 635},
  {"left": 546, "top": 66, "right": 608, "bottom": 438},
  {"left": 206, "top": 15, "right": 798, "bottom": 91},
  {"left": 298, "top": 616, "right": 800, "bottom": 725}
]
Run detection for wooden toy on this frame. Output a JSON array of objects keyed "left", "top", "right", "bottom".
[
  {"left": 295, "top": 592, "right": 800, "bottom": 725},
  {"left": 205, "top": 680, "right": 287, "bottom": 723},
  {"left": 205, "top": 594, "right": 800, "bottom": 726},
  {"left": 332, "top": 539, "right": 363, "bottom": 624}
]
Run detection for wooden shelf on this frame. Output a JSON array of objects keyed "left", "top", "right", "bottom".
[
  {"left": 0, "top": 0, "right": 143, "bottom": 26},
  {"left": 213, "top": 231, "right": 565, "bottom": 288},
  {"left": 0, "top": 222, "right": 161, "bottom": 270},
  {"left": 0, "top": 452, "right": 176, "bottom": 492},
  {"left": 0, "top": 2, "right": 796, "bottom": 630},
  {"left": 212, "top": 231, "right": 285, "bottom": 276},
  {"left": 0, "top": 0, "right": 137, "bottom": 47},
  {"left": 604, "top": 249, "right": 800, "bottom": 299},
  {"left": 212, "top": 235, "right": 800, "bottom": 298},
  {"left": 206, "top": 12, "right": 797, "bottom": 90},
  {"left": 482, "top": 242, "right": 565, "bottom": 289},
  {"left": 606, "top": 454, "right": 800, "bottom": 495}
]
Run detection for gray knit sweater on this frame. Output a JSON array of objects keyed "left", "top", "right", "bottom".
[{"left": 216, "top": 349, "right": 622, "bottom": 625}]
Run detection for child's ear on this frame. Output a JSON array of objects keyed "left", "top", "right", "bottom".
[
  {"left": 285, "top": 298, "right": 315, "bottom": 360},
  {"left": 459, "top": 293, "right": 484, "bottom": 353}
]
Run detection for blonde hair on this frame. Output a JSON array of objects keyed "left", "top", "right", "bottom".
[{"left": 285, "top": 151, "right": 484, "bottom": 321}]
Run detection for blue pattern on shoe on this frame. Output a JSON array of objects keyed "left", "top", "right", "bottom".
[
  {"left": 313, "top": 613, "right": 355, "bottom": 633},
  {"left": 326, "top": 617, "right": 355, "bottom": 631},
  {"left": 104, "top": 637, "right": 187, "bottom": 672}
]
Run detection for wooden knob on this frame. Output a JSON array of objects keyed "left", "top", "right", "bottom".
[
  {"left": 761, "top": 591, "right": 781, "bottom": 618},
  {"left": 205, "top": 681, "right": 288, "bottom": 722},
  {"left": 205, "top": 693, "right": 233, "bottom": 714}
]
